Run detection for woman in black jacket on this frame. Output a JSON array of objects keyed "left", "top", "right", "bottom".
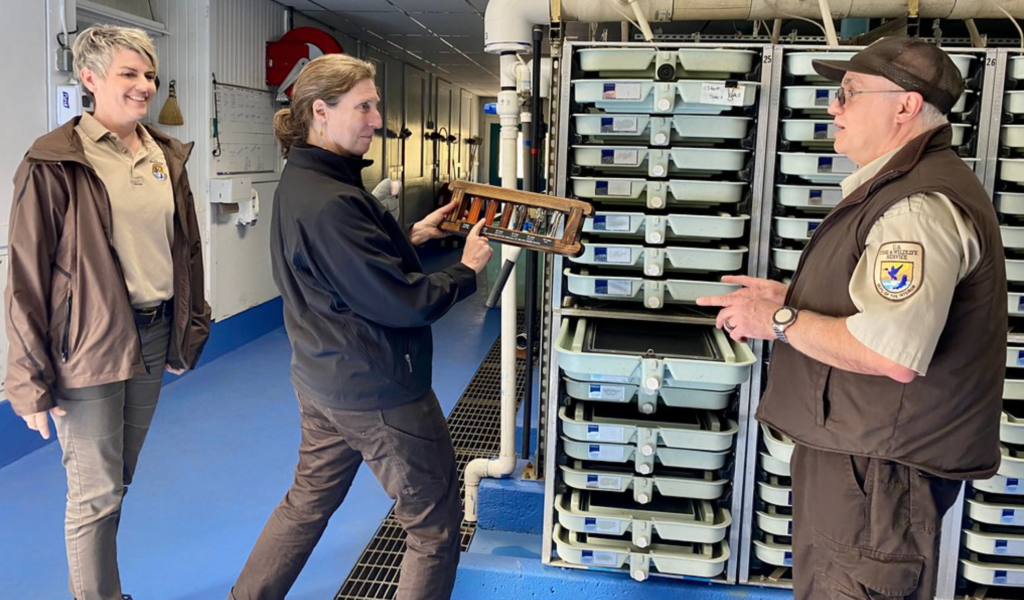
[{"left": 229, "top": 54, "right": 491, "bottom": 600}]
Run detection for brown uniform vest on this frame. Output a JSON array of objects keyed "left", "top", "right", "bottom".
[{"left": 756, "top": 125, "right": 1006, "bottom": 479}]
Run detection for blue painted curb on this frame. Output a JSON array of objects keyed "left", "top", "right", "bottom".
[
  {"left": 452, "top": 551, "right": 794, "bottom": 600},
  {"left": 478, "top": 459, "right": 545, "bottom": 534}
]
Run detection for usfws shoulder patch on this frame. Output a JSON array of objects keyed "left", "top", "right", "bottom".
[{"left": 874, "top": 242, "right": 924, "bottom": 301}]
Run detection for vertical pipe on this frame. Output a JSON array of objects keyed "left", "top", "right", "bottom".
[{"left": 520, "top": 25, "right": 545, "bottom": 460}]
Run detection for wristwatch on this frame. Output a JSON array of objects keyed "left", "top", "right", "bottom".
[{"left": 772, "top": 306, "right": 799, "bottom": 344}]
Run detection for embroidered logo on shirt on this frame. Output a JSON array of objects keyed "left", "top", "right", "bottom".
[
  {"left": 874, "top": 242, "right": 924, "bottom": 301},
  {"left": 152, "top": 162, "right": 167, "bottom": 181}
]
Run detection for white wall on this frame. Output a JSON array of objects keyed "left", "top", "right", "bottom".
[
  {"left": 2, "top": 1, "right": 57, "bottom": 249},
  {"left": 204, "top": 0, "right": 285, "bottom": 321},
  {"left": 0, "top": 1, "right": 59, "bottom": 395}
]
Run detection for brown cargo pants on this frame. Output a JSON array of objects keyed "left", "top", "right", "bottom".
[
  {"left": 230, "top": 389, "right": 462, "bottom": 600},
  {"left": 791, "top": 444, "right": 962, "bottom": 600}
]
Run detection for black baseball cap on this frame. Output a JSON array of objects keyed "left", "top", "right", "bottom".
[{"left": 812, "top": 37, "right": 965, "bottom": 114}]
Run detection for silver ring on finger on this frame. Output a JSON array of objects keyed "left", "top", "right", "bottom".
[{"left": 724, "top": 320, "right": 736, "bottom": 332}]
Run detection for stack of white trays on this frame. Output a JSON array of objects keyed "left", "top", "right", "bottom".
[
  {"left": 773, "top": 50, "right": 978, "bottom": 278},
  {"left": 1000, "top": 57, "right": 1024, "bottom": 325},
  {"left": 568, "top": 47, "right": 760, "bottom": 314},
  {"left": 552, "top": 311, "right": 757, "bottom": 581},
  {"left": 961, "top": 343, "right": 1024, "bottom": 589},
  {"left": 773, "top": 51, "right": 853, "bottom": 278},
  {"left": 750, "top": 422, "right": 796, "bottom": 574}
]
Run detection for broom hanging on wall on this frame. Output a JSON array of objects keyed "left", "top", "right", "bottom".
[{"left": 158, "top": 80, "right": 184, "bottom": 125}]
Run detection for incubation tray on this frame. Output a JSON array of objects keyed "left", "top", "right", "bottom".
[
  {"left": 560, "top": 460, "right": 728, "bottom": 503},
  {"left": 564, "top": 268, "right": 741, "bottom": 309},
  {"left": 555, "top": 318, "right": 757, "bottom": 389},
  {"left": 555, "top": 490, "right": 731, "bottom": 545}
]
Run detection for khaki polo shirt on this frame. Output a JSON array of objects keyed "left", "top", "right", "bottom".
[
  {"left": 841, "top": 143, "right": 981, "bottom": 375},
  {"left": 76, "top": 112, "right": 175, "bottom": 308}
]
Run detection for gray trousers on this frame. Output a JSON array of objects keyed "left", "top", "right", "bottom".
[
  {"left": 230, "top": 390, "right": 463, "bottom": 600},
  {"left": 53, "top": 317, "right": 170, "bottom": 600}
]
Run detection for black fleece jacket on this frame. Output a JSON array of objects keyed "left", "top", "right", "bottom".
[{"left": 271, "top": 143, "right": 477, "bottom": 410}]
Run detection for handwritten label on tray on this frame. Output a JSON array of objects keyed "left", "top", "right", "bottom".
[{"left": 699, "top": 82, "right": 747, "bottom": 106}]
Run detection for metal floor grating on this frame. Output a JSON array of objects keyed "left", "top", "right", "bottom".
[{"left": 335, "top": 332, "right": 526, "bottom": 600}]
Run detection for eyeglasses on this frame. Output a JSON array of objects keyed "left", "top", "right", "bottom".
[{"left": 835, "top": 86, "right": 905, "bottom": 107}]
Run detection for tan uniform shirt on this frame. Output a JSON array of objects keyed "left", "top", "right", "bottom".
[
  {"left": 76, "top": 113, "right": 175, "bottom": 308},
  {"left": 841, "top": 144, "right": 981, "bottom": 375}
]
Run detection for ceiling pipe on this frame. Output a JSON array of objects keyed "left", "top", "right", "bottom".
[{"left": 557, "top": 0, "right": 1024, "bottom": 20}]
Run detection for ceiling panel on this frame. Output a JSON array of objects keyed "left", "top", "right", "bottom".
[
  {"left": 302, "top": 11, "right": 373, "bottom": 37},
  {"left": 389, "top": 0, "right": 481, "bottom": 13},
  {"left": 340, "top": 12, "right": 427, "bottom": 35},
  {"left": 285, "top": 0, "right": 499, "bottom": 95},
  {"left": 407, "top": 12, "right": 484, "bottom": 36},
  {"left": 390, "top": 35, "right": 460, "bottom": 54},
  {"left": 310, "top": 0, "right": 403, "bottom": 12},
  {"left": 273, "top": 0, "right": 323, "bottom": 10}
]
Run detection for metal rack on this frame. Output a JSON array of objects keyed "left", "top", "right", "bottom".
[
  {"left": 953, "top": 48, "right": 1024, "bottom": 600},
  {"left": 540, "top": 39, "right": 1007, "bottom": 598},
  {"left": 541, "top": 40, "right": 772, "bottom": 585}
]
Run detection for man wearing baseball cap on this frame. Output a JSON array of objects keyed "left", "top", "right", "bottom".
[{"left": 699, "top": 37, "right": 1006, "bottom": 599}]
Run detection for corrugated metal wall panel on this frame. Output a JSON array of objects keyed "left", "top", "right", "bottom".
[
  {"left": 150, "top": 0, "right": 213, "bottom": 296},
  {"left": 210, "top": 0, "right": 282, "bottom": 89},
  {"left": 204, "top": 0, "right": 285, "bottom": 321}
]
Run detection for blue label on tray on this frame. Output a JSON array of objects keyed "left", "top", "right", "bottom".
[
  {"left": 788, "top": 490, "right": 793, "bottom": 505},
  {"left": 813, "top": 123, "right": 829, "bottom": 139},
  {"left": 997, "top": 539, "right": 1010, "bottom": 554},
  {"left": 595, "top": 248, "right": 609, "bottom": 262},
  {"left": 588, "top": 425, "right": 600, "bottom": 435},
  {"left": 817, "top": 157, "right": 833, "bottom": 172},
  {"left": 601, "top": 149, "right": 615, "bottom": 165},
  {"left": 1009, "top": 478, "right": 1021, "bottom": 492},
  {"left": 784, "top": 551, "right": 793, "bottom": 567},
  {"left": 814, "top": 89, "right": 831, "bottom": 105},
  {"left": 1018, "top": 350, "right": 1024, "bottom": 366},
  {"left": 590, "top": 384, "right": 601, "bottom": 395},
  {"left": 1004, "top": 508, "right": 1017, "bottom": 524},
  {"left": 595, "top": 280, "right": 608, "bottom": 295},
  {"left": 788, "top": 521, "right": 793, "bottom": 535},
  {"left": 594, "top": 215, "right": 607, "bottom": 231},
  {"left": 996, "top": 570, "right": 1009, "bottom": 584},
  {"left": 808, "top": 221, "right": 820, "bottom": 233},
  {"left": 585, "top": 517, "right": 597, "bottom": 528},
  {"left": 587, "top": 474, "right": 598, "bottom": 485},
  {"left": 809, "top": 189, "right": 822, "bottom": 200},
  {"left": 595, "top": 181, "right": 609, "bottom": 196},
  {"left": 583, "top": 549, "right": 594, "bottom": 562},
  {"left": 600, "top": 117, "right": 614, "bottom": 133}
]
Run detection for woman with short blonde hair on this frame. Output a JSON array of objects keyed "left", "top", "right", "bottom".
[{"left": 6, "top": 24, "right": 210, "bottom": 600}]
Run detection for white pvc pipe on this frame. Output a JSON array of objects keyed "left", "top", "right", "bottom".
[
  {"left": 818, "top": 0, "right": 840, "bottom": 47},
  {"left": 465, "top": 52, "right": 529, "bottom": 523},
  {"left": 627, "top": 0, "right": 656, "bottom": 42},
  {"left": 557, "top": 0, "right": 1024, "bottom": 20},
  {"left": 484, "top": 0, "right": 550, "bottom": 53}
]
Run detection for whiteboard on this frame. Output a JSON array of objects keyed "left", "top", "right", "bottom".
[{"left": 212, "top": 83, "right": 278, "bottom": 175}]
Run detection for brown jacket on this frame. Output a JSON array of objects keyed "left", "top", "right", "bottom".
[
  {"left": 757, "top": 125, "right": 1006, "bottom": 479},
  {"left": 5, "top": 117, "right": 211, "bottom": 416}
]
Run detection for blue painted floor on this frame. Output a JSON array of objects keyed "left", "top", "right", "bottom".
[{"left": 0, "top": 249, "right": 500, "bottom": 600}]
